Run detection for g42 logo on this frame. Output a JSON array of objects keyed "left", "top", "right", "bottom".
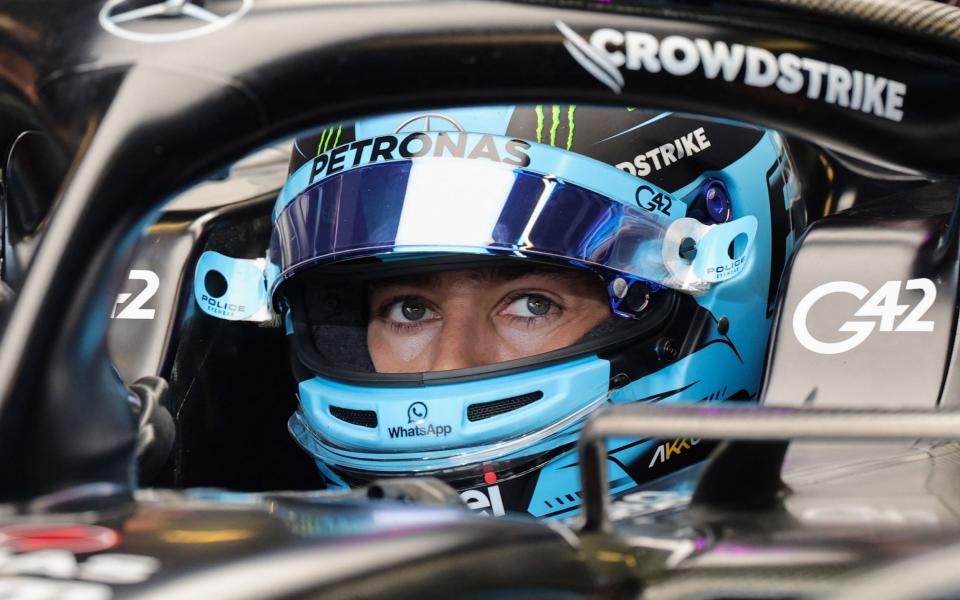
[
  {"left": 793, "top": 279, "right": 936, "bottom": 355},
  {"left": 635, "top": 185, "right": 672, "bottom": 216}
]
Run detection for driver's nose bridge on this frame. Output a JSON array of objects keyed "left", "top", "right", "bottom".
[{"left": 761, "top": 181, "right": 960, "bottom": 410}]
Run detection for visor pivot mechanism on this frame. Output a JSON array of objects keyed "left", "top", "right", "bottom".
[
  {"left": 679, "top": 238, "right": 698, "bottom": 262},
  {"left": 611, "top": 277, "right": 629, "bottom": 299},
  {"left": 663, "top": 216, "right": 759, "bottom": 292},
  {"left": 609, "top": 277, "right": 654, "bottom": 319}
]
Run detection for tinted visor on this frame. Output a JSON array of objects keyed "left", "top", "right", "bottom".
[{"left": 268, "top": 157, "right": 675, "bottom": 294}]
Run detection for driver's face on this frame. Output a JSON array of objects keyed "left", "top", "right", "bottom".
[{"left": 367, "top": 267, "right": 610, "bottom": 373}]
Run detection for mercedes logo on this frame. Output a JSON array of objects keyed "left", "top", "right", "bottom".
[
  {"left": 394, "top": 113, "right": 465, "bottom": 134},
  {"left": 99, "top": 0, "right": 253, "bottom": 43}
]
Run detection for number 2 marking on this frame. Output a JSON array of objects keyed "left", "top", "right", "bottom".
[
  {"left": 896, "top": 278, "right": 936, "bottom": 332},
  {"left": 112, "top": 270, "right": 159, "bottom": 320}
]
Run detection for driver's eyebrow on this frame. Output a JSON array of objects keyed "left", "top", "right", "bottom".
[
  {"left": 368, "top": 266, "right": 585, "bottom": 290},
  {"left": 490, "top": 266, "right": 584, "bottom": 282}
]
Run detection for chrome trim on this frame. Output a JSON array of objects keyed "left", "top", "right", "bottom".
[{"left": 578, "top": 404, "right": 960, "bottom": 533}]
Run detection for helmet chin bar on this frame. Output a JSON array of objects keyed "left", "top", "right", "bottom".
[
  {"left": 288, "top": 389, "right": 611, "bottom": 476},
  {"left": 285, "top": 289, "right": 727, "bottom": 463}
]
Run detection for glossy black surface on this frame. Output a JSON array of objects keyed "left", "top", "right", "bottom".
[{"left": 0, "top": 492, "right": 596, "bottom": 599}]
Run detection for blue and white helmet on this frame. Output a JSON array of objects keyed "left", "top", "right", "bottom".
[{"left": 195, "top": 105, "right": 803, "bottom": 519}]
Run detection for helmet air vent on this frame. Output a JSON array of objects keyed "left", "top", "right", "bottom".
[
  {"left": 330, "top": 406, "right": 378, "bottom": 428},
  {"left": 467, "top": 391, "right": 544, "bottom": 422}
]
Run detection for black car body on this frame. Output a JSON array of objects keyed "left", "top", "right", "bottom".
[{"left": 1, "top": 1, "right": 960, "bottom": 597}]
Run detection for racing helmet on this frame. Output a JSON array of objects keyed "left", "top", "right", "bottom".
[{"left": 194, "top": 105, "right": 803, "bottom": 519}]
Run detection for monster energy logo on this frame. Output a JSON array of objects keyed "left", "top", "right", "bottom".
[
  {"left": 534, "top": 104, "right": 577, "bottom": 150},
  {"left": 316, "top": 125, "right": 343, "bottom": 155}
]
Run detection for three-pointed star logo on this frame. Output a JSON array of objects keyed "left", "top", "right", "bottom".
[
  {"left": 394, "top": 113, "right": 465, "bottom": 134},
  {"left": 99, "top": 0, "right": 253, "bottom": 43}
]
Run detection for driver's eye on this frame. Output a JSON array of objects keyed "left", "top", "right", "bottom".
[
  {"left": 386, "top": 299, "right": 434, "bottom": 323},
  {"left": 400, "top": 300, "right": 426, "bottom": 321},
  {"left": 524, "top": 296, "right": 552, "bottom": 316},
  {"left": 503, "top": 294, "right": 556, "bottom": 319}
]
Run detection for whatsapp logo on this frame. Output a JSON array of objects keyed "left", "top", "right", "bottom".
[{"left": 407, "top": 402, "right": 428, "bottom": 424}]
